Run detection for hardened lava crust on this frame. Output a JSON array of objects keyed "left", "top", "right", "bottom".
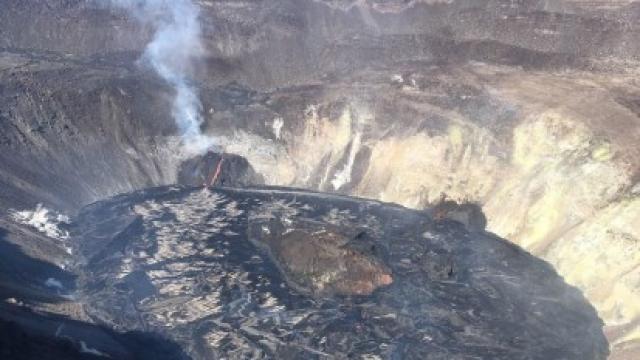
[{"left": 69, "top": 186, "right": 608, "bottom": 359}]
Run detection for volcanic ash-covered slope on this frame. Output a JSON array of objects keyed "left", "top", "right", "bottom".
[{"left": 71, "top": 186, "right": 608, "bottom": 360}]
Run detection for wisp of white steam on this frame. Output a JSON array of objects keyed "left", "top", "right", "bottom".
[{"left": 108, "top": 0, "right": 214, "bottom": 154}]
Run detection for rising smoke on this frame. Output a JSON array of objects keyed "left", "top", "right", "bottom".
[{"left": 107, "top": 0, "right": 213, "bottom": 154}]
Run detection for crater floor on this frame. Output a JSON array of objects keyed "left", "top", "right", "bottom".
[{"left": 68, "top": 186, "right": 606, "bottom": 359}]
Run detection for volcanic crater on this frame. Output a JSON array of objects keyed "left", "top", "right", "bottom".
[{"left": 1, "top": 1, "right": 640, "bottom": 359}]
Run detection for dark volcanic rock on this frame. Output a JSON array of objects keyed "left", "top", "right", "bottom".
[
  {"left": 70, "top": 186, "right": 608, "bottom": 359},
  {"left": 0, "top": 309, "right": 190, "bottom": 360},
  {"left": 177, "top": 152, "right": 264, "bottom": 188},
  {"left": 249, "top": 223, "right": 393, "bottom": 297},
  {"left": 429, "top": 199, "right": 488, "bottom": 233}
]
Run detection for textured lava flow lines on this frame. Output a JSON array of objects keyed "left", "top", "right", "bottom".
[
  {"left": 126, "top": 190, "right": 236, "bottom": 327},
  {"left": 121, "top": 190, "right": 299, "bottom": 356}
]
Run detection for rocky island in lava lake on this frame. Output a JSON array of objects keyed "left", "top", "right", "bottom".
[{"left": 1, "top": 1, "right": 639, "bottom": 359}]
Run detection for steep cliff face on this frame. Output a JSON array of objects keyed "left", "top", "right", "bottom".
[{"left": 1, "top": 0, "right": 640, "bottom": 358}]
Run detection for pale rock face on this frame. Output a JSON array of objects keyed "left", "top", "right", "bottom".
[
  {"left": 272, "top": 117, "right": 284, "bottom": 140},
  {"left": 485, "top": 110, "right": 630, "bottom": 253},
  {"left": 355, "top": 127, "right": 501, "bottom": 208}
]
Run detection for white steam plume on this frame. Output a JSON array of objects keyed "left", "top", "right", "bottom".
[{"left": 108, "top": 0, "right": 213, "bottom": 154}]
